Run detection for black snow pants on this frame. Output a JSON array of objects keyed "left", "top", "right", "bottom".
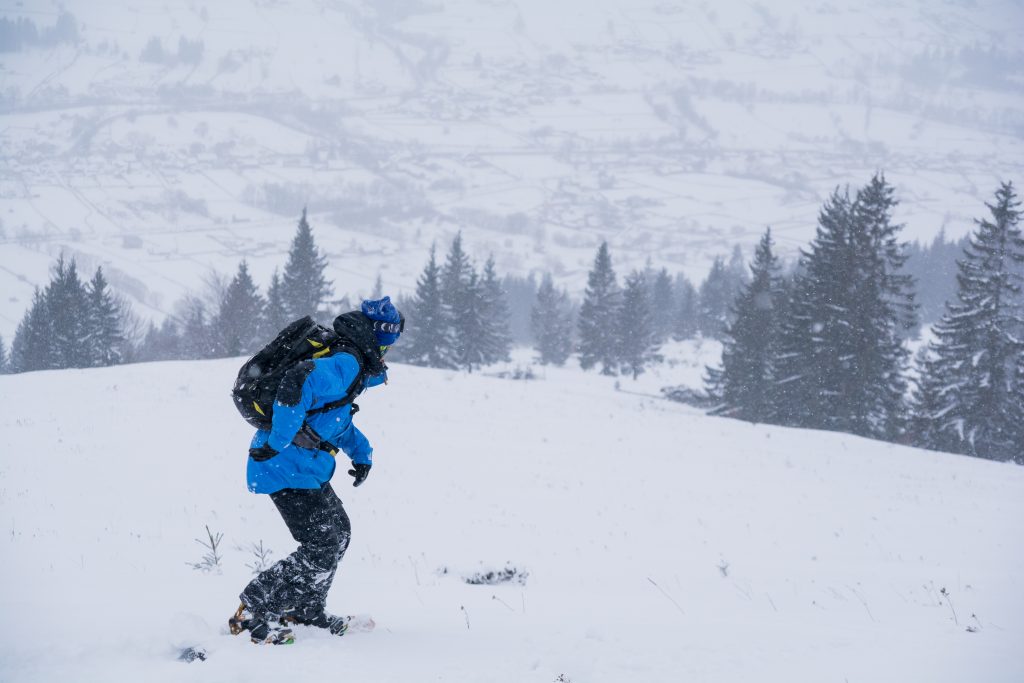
[{"left": 240, "top": 482, "right": 351, "bottom": 620}]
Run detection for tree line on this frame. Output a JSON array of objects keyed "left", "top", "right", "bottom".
[{"left": 706, "top": 176, "right": 1023, "bottom": 464}]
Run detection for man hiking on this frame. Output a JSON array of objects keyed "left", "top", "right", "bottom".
[{"left": 228, "top": 296, "right": 404, "bottom": 644}]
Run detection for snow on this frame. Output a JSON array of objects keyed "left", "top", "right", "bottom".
[{"left": 1, "top": 350, "right": 1022, "bottom": 682}]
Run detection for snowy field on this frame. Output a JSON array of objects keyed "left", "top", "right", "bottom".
[{"left": 1, "top": 352, "right": 1022, "bottom": 682}]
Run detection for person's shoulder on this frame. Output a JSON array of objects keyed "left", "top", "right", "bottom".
[{"left": 317, "top": 350, "right": 361, "bottom": 377}]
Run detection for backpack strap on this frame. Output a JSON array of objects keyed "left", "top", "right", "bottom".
[{"left": 289, "top": 342, "right": 369, "bottom": 454}]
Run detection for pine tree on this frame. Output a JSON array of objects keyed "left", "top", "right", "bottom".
[
  {"left": 774, "top": 178, "right": 916, "bottom": 439},
  {"left": 649, "top": 268, "right": 675, "bottom": 342},
  {"left": 617, "top": 270, "right": 659, "bottom": 379},
  {"left": 46, "top": 255, "right": 92, "bottom": 369},
  {"left": 711, "top": 228, "right": 784, "bottom": 421},
  {"left": 441, "top": 233, "right": 476, "bottom": 368},
  {"left": 532, "top": 273, "right": 572, "bottom": 366},
  {"left": 371, "top": 273, "right": 384, "bottom": 300},
  {"left": 281, "top": 208, "right": 331, "bottom": 320},
  {"left": 400, "top": 245, "right": 455, "bottom": 368},
  {"left": 217, "top": 260, "right": 265, "bottom": 357},
  {"left": 673, "top": 276, "right": 698, "bottom": 340},
  {"left": 454, "top": 269, "right": 487, "bottom": 372},
  {"left": 85, "top": 267, "right": 124, "bottom": 367},
  {"left": 261, "top": 269, "right": 290, "bottom": 340},
  {"left": 478, "top": 256, "right": 513, "bottom": 365},
  {"left": 11, "top": 289, "right": 52, "bottom": 373},
  {"left": 697, "top": 257, "right": 733, "bottom": 339},
  {"left": 577, "top": 241, "right": 620, "bottom": 374},
  {"left": 138, "top": 319, "right": 181, "bottom": 363},
  {"left": 180, "top": 297, "right": 215, "bottom": 359},
  {"left": 0, "top": 335, "right": 9, "bottom": 374},
  {"left": 911, "top": 182, "right": 1024, "bottom": 461}
]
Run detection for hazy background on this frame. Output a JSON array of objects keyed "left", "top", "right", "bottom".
[{"left": 2, "top": 0, "right": 1023, "bottom": 339}]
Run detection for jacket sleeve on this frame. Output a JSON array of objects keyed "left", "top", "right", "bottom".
[
  {"left": 334, "top": 422, "right": 373, "bottom": 465},
  {"left": 266, "top": 360, "right": 316, "bottom": 452}
]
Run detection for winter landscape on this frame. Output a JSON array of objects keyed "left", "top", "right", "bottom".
[{"left": 2, "top": 1, "right": 1024, "bottom": 682}]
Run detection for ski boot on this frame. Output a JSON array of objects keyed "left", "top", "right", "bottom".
[{"left": 229, "top": 603, "right": 295, "bottom": 645}]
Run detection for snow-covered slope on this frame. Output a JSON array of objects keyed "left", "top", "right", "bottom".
[
  {"left": 2, "top": 0, "right": 1023, "bottom": 338},
  {"left": 1, "top": 356, "right": 1021, "bottom": 682}
]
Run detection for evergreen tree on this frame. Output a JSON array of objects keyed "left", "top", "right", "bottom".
[
  {"left": 697, "top": 257, "right": 733, "bottom": 339},
  {"left": 532, "top": 273, "right": 572, "bottom": 366},
  {"left": 911, "top": 182, "right": 1024, "bottom": 461},
  {"left": 261, "top": 269, "right": 290, "bottom": 340},
  {"left": 848, "top": 172, "right": 917, "bottom": 439},
  {"left": 138, "top": 319, "right": 181, "bottom": 363},
  {"left": 11, "top": 289, "right": 52, "bottom": 373},
  {"left": 577, "top": 242, "right": 620, "bottom": 374},
  {"left": 502, "top": 273, "right": 538, "bottom": 345},
  {"left": 673, "top": 275, "right": 699, "bottom": 340},
  {"left": 617, "top": 270, "right": 659, "bottom": 379},
  {"left": 441, "top": 233, "right": 476, "bottom": 368},
  {"left": 710, "top": 228, "right": 784, "bottom": 421},
  {"left": 649, "top": 268, "right": 675, "bottom": 342},
  {"left": 478, "top": 256, "right": 513, "bottom": 365},
  {"left": 217, "top": 260, "right": 265, "bottom": 357},
  {"left": 85, "top": 267, "right": 124, "bottom": 367},
  {"left": 46, "top": 255, "right": 92, "bottom": 369},
  {"left": 400, "top": 245, "right": 455, "bottom": 368},
  {"left": 371, "top": 273, "right": 383, "bottom": 300},
  {"left": 0, "top": 335, "right": 8, "bottom": 374},
  {"left": 774, "top": 177, "right": 916, "bottom": 439},
  {"left": 454, "top": 269, "right": 487, "bottom": 372},
  {"left": 281, "top": 208, "right": 332, "bottom": 320},
  {"left": 180, "top": 296, "right": 215, "bottom": 359}
]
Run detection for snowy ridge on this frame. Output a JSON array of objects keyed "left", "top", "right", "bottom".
[{"left": 0, "top": 354, "right": 1021, "bottom": 681}]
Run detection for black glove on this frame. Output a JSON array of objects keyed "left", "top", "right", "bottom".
[
  {"left": 249, "top": 443, "right": 279, "bottom": 462},
  {"left": 348, "top": 463, "right": 371, "bottom": 487}
]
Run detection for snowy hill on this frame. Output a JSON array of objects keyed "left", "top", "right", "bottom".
[
  {"left": 1, "top": 355, "right": 1022, "bottom": 682},
  {"left": 2, "top": 0, "right": 1024, "bottom": 338}
]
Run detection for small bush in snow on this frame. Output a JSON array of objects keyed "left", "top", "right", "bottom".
[
  {"left": 463, "top": 564, "right": 529, "bottom": 586},
  {"left": 189, "top": 525, "right": 224, "bottom": 573}
]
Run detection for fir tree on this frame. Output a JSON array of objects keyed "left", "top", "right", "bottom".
[
  {"left": 217, "top": 260, "right": 265, "bottom": 357},
  {"left": 46, "top": 255, "right": 92, "bottom": 369},
  {"left": 617, "top": 270, "right": 659, "bottom": 379},
  {"left": 577, "top": 241, "right": 620, "bottom": 374},
  {"left": 85, "top": 267, "right": 124, "bottom": 367},
  {"left": 0, "top": 335, "right": 8, "bottom": 374},
  {"left": 261, "top": 269, "right": 290, "bottom": 340},
  {"left": 912, "top": 181, "right": 1024, "bottom": 462},
  {"left": 11, "top": 289, "right": 52, "bottom": 373},
  {"left": 774, "top": 177, "right": 916, "bottom": 439},
  {"left": 400, "top": 245, "right": 455, "bottom": 368},
  {"left": 138, "top": 319, "right": 181, "bottom": 363},
  {"left": 710, "top": 228, "right": 784, "bottom": 421},
  {"left": 649, "top": 268, "right": 675, "bottom": 342},
  {"left": 478, "top": 256, "right": 513, "bottom": 365},
  {"left": 454, "top": 269, "right": 487, "bottom": 372},
  {"left": 697, "top": 257, "right": 733, "bottom": 339},
  {"left": 180, "top": 296, "right": 215, "bottom": 359},
  {"left": 532, "top": 273, "right": 572, "bottom": 366},
  {"left": 281, "top": 208, "right": 331, "bottom": 320},
  {"left": 441, "top": 233, "right": 476, "bottom": 368},
  {"left": 673, "top": 276, "right": 699, "bottom": 340},
  {"left": 371, "top": 273, "right": 384, "bottom": 300}
]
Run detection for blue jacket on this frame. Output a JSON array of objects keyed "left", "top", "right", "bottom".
[{"left": 246, "top": 352, "right": 385, "bottom": 494}]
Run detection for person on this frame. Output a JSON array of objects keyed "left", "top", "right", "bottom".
[{"left": 228, "top": 296, "right": 404, "bottom": 644}]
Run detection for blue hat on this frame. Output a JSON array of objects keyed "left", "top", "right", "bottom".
[{"left": 361, "top": 296, "right": 404, "bottom": 346}]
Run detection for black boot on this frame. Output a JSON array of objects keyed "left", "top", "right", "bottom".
[
  {"left": 282, "top": 609, "right": 350, "bottom": 636},
  {"left": 229, "top": 603, "right": 295, "bottom": 645}
]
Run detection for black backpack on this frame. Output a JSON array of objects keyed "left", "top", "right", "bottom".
[{"left": 231, "top": 316, "right": 367, "bottom": 433}]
